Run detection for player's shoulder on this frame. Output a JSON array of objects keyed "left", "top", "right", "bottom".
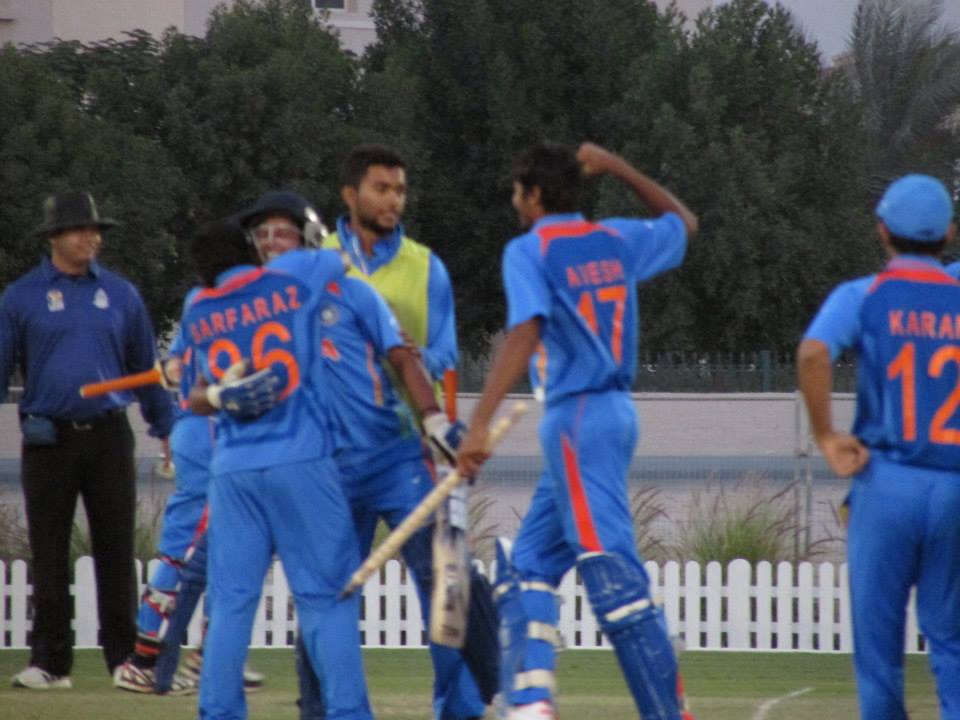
[
  {"left": 835, "top": 274, "right": 875, "bottom": 294},
  {"left": 824, "top": 274, "right": 875, "bottom": 310},
  {"left": 329, "top": 275, "right": 377, "bottom": 304},
  {"left": 183, "top": 286, "right": 202, "bottom": 307},
  {"left": 600, "top": 213, "right": 684, "bottom": 237},
  {"left": 507, "top": 229, "right": 547, "bottom": 264},
  {"left": 399, "top": 234, "right": 432, "bottom": 257},
  {"left": 505, "top": 230, "right": 539, "bottom": 255},
  {"left": 269, "top": 247, "right": 347, "bottom": 276}
]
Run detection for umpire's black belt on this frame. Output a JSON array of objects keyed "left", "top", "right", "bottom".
[{"left": 50, "top": 407, "right": 127, "bottom": 432}]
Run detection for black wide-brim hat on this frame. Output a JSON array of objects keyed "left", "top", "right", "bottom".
[{"left": 31, "top": 191, "right": 119, "bottom": 237}]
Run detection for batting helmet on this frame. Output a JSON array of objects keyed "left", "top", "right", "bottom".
[{"left": 237, "top": 191, "right": 326, "bottom": 247}]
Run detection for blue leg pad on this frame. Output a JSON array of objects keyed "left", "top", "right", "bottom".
[
  {"left": 495, "top": 538, "right": 558, "bottom": 710},
  {"left": 578, "top": 552, "right": 679, "bottom": 720},
  {"left": 137, "top": 556, "right": 182, "bottom": 635},
  {"left": 154, "top": 536, "right": 208, "bottom": 693}
]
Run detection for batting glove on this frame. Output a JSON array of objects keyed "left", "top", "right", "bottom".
[
  {"left": 423, "top": 412, "right": 467, "bottom": 466},
  {"left": 207, "top": 363, "right": 287, "bottom": 420}
]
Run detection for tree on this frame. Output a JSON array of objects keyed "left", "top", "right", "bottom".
[
  {"left": 600, "top": 0, "right": 876, "bottom": 352},
  {"left": 364, "top": 0, "right": 667, "bottom": 351},
  {"left": 846, "top": 0, "right": 960, "bottom": 193},
  {"left": 0, "top": 46, "right": 181, "bottom": 333},
  {"left": 159, "top": 0, "right": 360, "bottom": 225}
]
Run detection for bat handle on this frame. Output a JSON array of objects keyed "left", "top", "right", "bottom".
[{"left": 443, "top": 369, "right": 458, "bottom": 422}]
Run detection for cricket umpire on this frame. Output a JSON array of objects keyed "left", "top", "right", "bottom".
[{"left": 0, "top": 191, "right": 174, "bottom": 688}]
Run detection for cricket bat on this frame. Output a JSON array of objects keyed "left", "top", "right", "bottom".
[
  {"left": 340, "top": 402, "right": 526, "bottom": 598},
  {"left": 430, "top": 368, "right": 471, "bottom": 647}
]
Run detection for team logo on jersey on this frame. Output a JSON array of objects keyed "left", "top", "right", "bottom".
[
  {"left": 46, "top": 290, "right": 64, "bottom": 312},
  {"left": 320, "top": 304, "right": 339, "bottom": 326},
  {"left": 93, "top": 288, "right": 110, "bottom": 309}
]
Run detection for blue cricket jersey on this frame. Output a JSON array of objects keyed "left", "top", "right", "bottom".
[
  {"left": 169, "top": 288, "right": 213, "bottom": 464},
  {"left": 805, "top": 256, "right": 960, "bottom": 470},
  {"left": 315, "top": 277, "right": 421, "bottom": 478},
  {"left": 0, "top": 257, "right": 173, "bottom": 434},
  {"left": 183, "top": 249, "right": 345, "bottom": 475},
  {"left": 503, "top": 212, "right": 687, "bottom": 403}
]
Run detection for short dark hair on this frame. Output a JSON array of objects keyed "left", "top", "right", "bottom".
[
  {"left": 339, "top": 144, "right": 406, "bottom": 189},
  {"left": 888, "top": 233, "right": 947, "bottom": 257},
  {"left": 511, "top": 142, "right": 582, "bottom": 214},
  {"left": 190, "top": 218, "right": 259, "bottom": 287}
]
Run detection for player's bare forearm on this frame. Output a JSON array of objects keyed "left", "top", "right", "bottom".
[
  {"left": 577, "top": 142, "right": 699, "bottom": 237},
  {"left": 387, "top": 346, "right": 441, "bottom": 417},
  {"left": 798, "top": 338, "right": 869, "bottom": 476},
  {"left": 187, "top": 375, "right": 217, "bottom": 416},
  {"left": 458, "top": 318, "right": 540, "bottom": 476},
  {"left": 797, "top": 339, "right": 835, "bottom": 441}
]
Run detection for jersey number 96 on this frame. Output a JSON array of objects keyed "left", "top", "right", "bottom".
[{"left": 207, "top": 321, "right": 300, "bottom": 400}]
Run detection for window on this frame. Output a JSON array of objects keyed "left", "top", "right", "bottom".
[{"left": 313, "top": 0, "right": 345, "bottom": 9}]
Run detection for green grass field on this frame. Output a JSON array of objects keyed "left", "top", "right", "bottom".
[{"left": 0, "top": 648, "right": 940, "bottom": 719}]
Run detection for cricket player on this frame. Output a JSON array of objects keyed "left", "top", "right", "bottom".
[
  {"left": 233, "top": 188, "right": 488, "bottom": 720},
  {"left": 318, "top": 145, "right": 488, "bottom": 720},
  {"left": 798, "top": 174, "right": 960, "bottom": 720},
  {"left": 458, "top": 141, "right": 698, "bottom": 720},
  {"left": 183, "top": 218, "right": 372, "bottom": 720},
  {"left": 112, "top": 302, "right": 211, "bottom": 694},
  {"left": 145, "top": 189, "right": 331, "bottom": 693}
]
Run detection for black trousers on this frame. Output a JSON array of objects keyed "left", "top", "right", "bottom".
[{"left": 21, "top": 413, "right": 138, "bottom": 676}]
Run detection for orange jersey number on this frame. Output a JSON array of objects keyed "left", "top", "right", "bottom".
[
  {"left": 576, "top": 284, "right": 627, "bottom": 363},
  {"left": 207, "top": 321, "right": 299, "bottom": 400},
  {"left": 887, "top": 341, "right": 960, "bottom": 445}
]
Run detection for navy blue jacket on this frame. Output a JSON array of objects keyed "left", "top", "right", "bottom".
[{"left": 0, "top": 257, "right": 173, "bottom": 436}]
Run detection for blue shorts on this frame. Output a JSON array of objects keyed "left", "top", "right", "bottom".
[
  {"left": 513, "top": 390, "right": 643, "bottom": 583},
  {"left": 847, "top": 455, "right": 960, "bottom": 720}
]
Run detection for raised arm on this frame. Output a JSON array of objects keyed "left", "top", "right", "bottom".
[{"left": 577, "top": 142, "right": 698, "bottom": 237}]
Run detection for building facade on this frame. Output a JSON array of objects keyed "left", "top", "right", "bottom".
[
  {"left": 0, "top": 0, "right": 711, "bottom": 57},
  {"left": 4, "top": 1, "right": 957, "bottom": 65},
  {"left": 0, "top": 0, "right": 375, "bottom": 54}
]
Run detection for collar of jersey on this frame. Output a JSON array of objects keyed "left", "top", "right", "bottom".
[
  {"left": 886, "top": 254, "right": 943, "bottom": 271},
  {"left": 215, "top": 264, "right": 260, "bottom": 287},
  {"left": 42, "top": 255, "right": 101, "bottom": 280},
  {"left": 531, "top": 212, "right": 586, "bottom": 231},
  {"left": 334, "top": 215, "right": 405, "bottom": 276}
]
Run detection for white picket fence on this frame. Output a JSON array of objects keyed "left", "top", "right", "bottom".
[{"left": 0, "top": 557, "right": 926, "bottom": 653}]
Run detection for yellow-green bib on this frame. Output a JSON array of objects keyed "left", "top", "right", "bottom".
[{"left": 322, "top": 232, "right": 431, "bottom": 345}]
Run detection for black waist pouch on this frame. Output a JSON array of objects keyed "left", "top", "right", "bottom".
[{"left": 20, "top": 415, "right": 58, "bottom": 446}]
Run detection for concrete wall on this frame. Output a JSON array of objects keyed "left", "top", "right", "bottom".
[
  {"left": 0, "top": 393, "right": 856, "bottom": 560},
  {"left": 0, "top": 392, "right": 856, "bottom": 461}
]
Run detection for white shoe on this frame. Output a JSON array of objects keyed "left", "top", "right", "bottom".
[
  {"left": 180, "top": 651, "right": 264, "bottom": 691},
  {"left": 166, "top": 671, "right": 199, "bottom": 696},
  {"left": 508, "top": 700, "right": 555, "bottom": 719},
  {"left": 113, "top": 661, "right": 156, "bottom": 694},
  {"left": 11, "top": 666, "right": 72, "bottom": 689}
]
